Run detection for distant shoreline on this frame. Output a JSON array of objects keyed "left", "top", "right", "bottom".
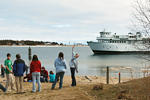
[{"left": 0, "top": 45, "right": 88, "bottom": 47}]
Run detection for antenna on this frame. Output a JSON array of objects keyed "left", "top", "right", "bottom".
[{"left": 103, "top": 29, "right": 105, "bottom": 32}]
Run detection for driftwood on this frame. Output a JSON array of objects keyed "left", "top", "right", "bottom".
[{"left": 85, "top": 76, "right": 92, "bottom": 82}]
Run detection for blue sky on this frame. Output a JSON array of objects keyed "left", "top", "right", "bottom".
[{"left": 0, "top": 0, "right": 133, "bottom": 44}]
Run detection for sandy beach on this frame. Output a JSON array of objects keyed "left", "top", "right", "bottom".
[{"left": 0, "top": 75, "right": 132, "bottom": 100}]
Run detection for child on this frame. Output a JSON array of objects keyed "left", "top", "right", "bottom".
[
  {"left": 51, "top": 52, "right": 67, "bottom": 90},
  {"left": 49, "top": 71, "right": 55, "bottom": 83},
  {"left": 4, "top": 53, "right": 15, "bottom": 91},
  {"left": 24, "top": 73, "right": 32, "bottom": 82},
  {"left": 13, "top": 54, "right": 26, "bottom": 93},
  {"left": 30, "top": 55, "right": 41, "bottom": 93},
  {"left": 1, "top": 64, "right": 5, "bottom": 78},
  {"left": 69, "top": 46, "right": 79, "bottom": 87},
  {"left": 40, "top": 67, "right": 48, "bottom": 82}
]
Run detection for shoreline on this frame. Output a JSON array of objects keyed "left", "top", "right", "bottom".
[
  {"left": 0, "top": 45, "right": 88, "bottom": 47},
  {"left": 0, "top": 75, "right": 133, "bottom": 85}
]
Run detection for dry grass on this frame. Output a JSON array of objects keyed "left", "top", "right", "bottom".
[{"left": 85, "top": 76, "right": 150, "bottom": 100}]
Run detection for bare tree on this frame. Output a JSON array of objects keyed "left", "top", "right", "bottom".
[
  {"left": 132, "top": 0, "right": 150, "bottom": 36},
  {"left": 131, "top": 0, "right": 150, "bottom": 77}
]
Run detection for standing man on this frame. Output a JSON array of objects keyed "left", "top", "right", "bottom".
[
  {"left": 69, "top": 46, "right": 79, "bottom": 87},
  {"left": 4, "top": 53, "right": 15, "bottom": 91},
  {"left": 13, "top": 54, "right": 26, "bottom": 93}
]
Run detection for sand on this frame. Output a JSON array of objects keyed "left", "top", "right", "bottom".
[{"left": 0, "top": 75, "right": 132, "bottom": 100}]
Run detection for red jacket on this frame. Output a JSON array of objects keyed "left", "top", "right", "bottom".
[{"left": 30, "top": 61, "right": 41, "bottom": 73}]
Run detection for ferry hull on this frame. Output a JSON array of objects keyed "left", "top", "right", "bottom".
[
  {"left": 92, "top": 50, "right": 150, "bottom": 54},
  {"left": 87, "top": 41, "right": 150, "bottom": 54}
]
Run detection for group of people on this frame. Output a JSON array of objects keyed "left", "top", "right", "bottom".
[{"left": 0, "top": 46, "right": 79, "bottom": 93}]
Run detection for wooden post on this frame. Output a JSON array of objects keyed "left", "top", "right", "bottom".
[
  {"left": 25, "top": 47, "right": 32, "bottom": 75},
  {"left": 28, "top": 47, "right": 32, "bottom": 62},
  {"left": 106, "top": 66, "right": 109, "bottom": 84},
  {"left": 119, "top": 72, "right": 121, "bottom": 83}
]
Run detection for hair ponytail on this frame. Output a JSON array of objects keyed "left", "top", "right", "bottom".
[{"left": 58, "top": 52, "right": 64, "bottom": 60}]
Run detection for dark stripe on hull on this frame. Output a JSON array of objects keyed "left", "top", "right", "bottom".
[{"left": 92, "top": 50, "right": 150, "bottom": 55}]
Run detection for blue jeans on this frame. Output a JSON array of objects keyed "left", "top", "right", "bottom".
[
  {"left": 70, "top": 68, "right": 76, "bottom": 86},
  {"left": 40, "top": 77, "right": 48, "bottom": 83},
  {"left": 0, "top": 83, "right": 6, "bottom": 92},
  {"left": 32, "top": 72, "right": 41, "bottom": 92},
  {"left": 52, "top": 72, "right": 65, "bottom": 89}
]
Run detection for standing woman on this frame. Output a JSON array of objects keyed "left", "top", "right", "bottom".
[
  {"left": 69, "top": 46, "right": 79, "bottom": 86},
  {"left": 51, "top": 52, "right": 67, "bottom": 89},
  {"left": 30, "top": 55, "right": 41, "bottom": 92}
]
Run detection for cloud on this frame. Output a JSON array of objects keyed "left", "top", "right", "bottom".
[{"left": 0, "top": 0, "right": 133, "bottom": 43}]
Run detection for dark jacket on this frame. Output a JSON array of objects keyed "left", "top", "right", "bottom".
[
  {"left": 13, "top": 59, "right": 26, "bottom": 76},
  {"left": 41, "top": 69, "right": 48, "bottom": 78}
]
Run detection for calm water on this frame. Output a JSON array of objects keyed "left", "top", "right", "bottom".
[{"left": 0, "top": 46, "right": 148, "bottom": 77}]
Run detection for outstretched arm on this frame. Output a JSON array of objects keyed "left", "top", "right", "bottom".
[{"left": 72, "top": 45, "right": 75, "bottom": 58}]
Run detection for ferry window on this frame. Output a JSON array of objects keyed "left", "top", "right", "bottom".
[
  {"left": 116, "top": 36, "right": 119, "bottom": 38},
  {"left": 128, "top": 41, "right": 131, "bottom": 44}
]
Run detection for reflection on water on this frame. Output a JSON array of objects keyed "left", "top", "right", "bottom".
[
  {"left": 86, "top": 53, "right": 148, "bottom": 77},
  {"left": 0, "top": 46, "right": 149, "bottom": 77}
]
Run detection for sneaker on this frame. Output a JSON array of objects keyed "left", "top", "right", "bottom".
[
  {"left": 11, "top": 88, "right": 16, "bottom": 91},
  {"left": 59, "top": 87, "right": 62, "bottom": 89}
]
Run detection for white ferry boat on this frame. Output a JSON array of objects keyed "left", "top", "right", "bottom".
[{"left": 87, "top": 31, "right": 150, "bottom": 54}]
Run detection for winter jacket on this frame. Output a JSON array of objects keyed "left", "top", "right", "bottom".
[
  {"left": 54, "top": 58, "right": 67, "bottom": 73},
  {"left": 69, "top": 57, "right": 78, "bottom": 71},
  {"left": 30, "top": 61, "right": 41, "bottom": 73},
  {"left": 13, "top": 59, "right": 26, "bottom": 76}
]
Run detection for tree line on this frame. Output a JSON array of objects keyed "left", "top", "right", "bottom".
[{"left": 0, "top": 40, "right": 61, "bottom": 46}]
